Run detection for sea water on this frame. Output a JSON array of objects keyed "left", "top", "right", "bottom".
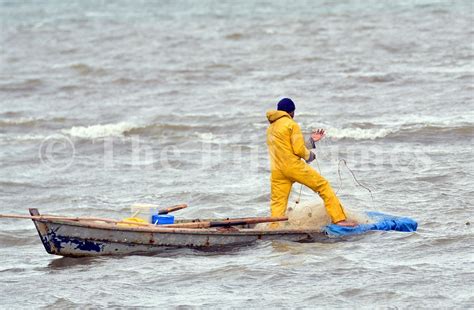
[{"left": 0, "top": 0, "right": 472, "bottom": 308}]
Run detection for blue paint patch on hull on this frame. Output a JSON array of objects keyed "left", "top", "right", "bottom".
[{"left": 46, "top": 227, "right": 104, "bottom": 253}]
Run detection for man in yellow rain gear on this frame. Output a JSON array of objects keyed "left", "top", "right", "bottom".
[{"left": 266, "top": 98, "right": 356, "bottom": 227}]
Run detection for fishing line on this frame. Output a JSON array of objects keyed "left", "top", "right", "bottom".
[
  {"left": 294, "top": 148, "right": 322, "bottom": 206},
  {"left": 336, "top": 159, "right": 374, "bottom": 206},
  {"left": 294, "top": 185, "right": 303, "bottom": 205},
  {"left": 294, "top": 139, "right": 374, "bottom": 209},
  {"left": 292, "top": 149, "right": 321, "bottom": 226}
]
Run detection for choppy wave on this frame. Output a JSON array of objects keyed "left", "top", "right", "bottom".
[
  {"left": 61, "top": 121, "right": 223, "bottom": 140},
  {"left": 320, "top": 119, "right": 474, "bottom": 140},
  {"left": 62, "top": 122, "right": 137, "bottom": 139},
  {"left": 127, "top": 122, "right": 217, "bottom": 135},
  {"left": 0, "top": 117, "right": 37, "bottom": 127},
  {"left": 0, "top": 133, "right": 63, "bottom": 143},
  {"left": 58, "top": 119, "right": 474, "bottom": 142},
  {"left": 75, "top": 122, "right": 392, "bottom": 142},
  {"left": 224, "top": 32, "right": 244, "bottom": 40},
  {"left": 69, "top": 63, "right": 107, "bottom": 76},
  {"left": 327, "top": 127, "right": 396, "bottom": 140},
  {"left": 0, "top": 117, "right": 66, "bottom": 128},
  {"left": 0, "top": 232, "right": 37, "bottom": 247},
  {"left": 0, "top": 180, "right": 43, "bottom": 188},
  {"left": 353, "top": 73, "right": 400, "bottom": 83},
  {"left": 400, "top": 124, "right": 474, "bottom": 137},
  {"left": 327, "top": 124, "right": 474, "bottom": 141},
  {"left": 0, "top": 79, "right": 43, "bottom": 92},
  {"left": 194, "top": 132, "right": 231, "bottom": 144}
]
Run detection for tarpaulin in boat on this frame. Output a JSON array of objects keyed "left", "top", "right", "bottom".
[{"left": 323, "top": 212, "right": 418, "bottom": 237}]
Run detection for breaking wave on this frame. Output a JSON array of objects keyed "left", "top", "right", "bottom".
[
  {"left": 326, "top": 124, "right": 473, "bottom": 140},
  {"left": 326, "top": 127, "right": 396, "bottom": 140},
  {"left": 58, "top": 117, "right": 473, "bottom": 142},
  {"left": 60, "top": 121, "right": 217, "bottom": 140},
  {"left": 62, "top": 122, "right": 137, "bottom": 139},
  {"left": 61, "top": 122, "right": 396, "bottom": 141},
  {"left": 321, "top": 116, "right": 473, "bottom": 141},
  {"left": 0, "top": 117, "right": 66, "bottom": 128},
  {"left": 0, "top": 118, "right": 37, "bottom": 127}
]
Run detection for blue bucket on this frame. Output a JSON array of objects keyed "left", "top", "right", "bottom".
[{"left": 152, "top": 214, "right": 175, "bottom": 225}]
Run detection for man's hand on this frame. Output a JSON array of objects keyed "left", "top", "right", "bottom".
[
  {"left": 306, "top": 129, "right": 326, "bottom": 149},
  {"left": 311, "top": 129, "right": 326, "bottom": 142},
  {"left": 306, "top": 151, "right": 316, "bottom": 164}
]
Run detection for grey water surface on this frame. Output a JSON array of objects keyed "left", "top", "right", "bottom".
[{"left": 0, "top": 0, "right": 473, "bottom": 308}]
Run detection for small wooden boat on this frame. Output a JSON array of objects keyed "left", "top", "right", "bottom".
[{"left": 28, "top": 209, "right": 321, "bottom": 257}]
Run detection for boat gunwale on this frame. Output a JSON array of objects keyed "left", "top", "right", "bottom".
[{"left": 32, "top": 218, "right": 321, "bottom": 236}]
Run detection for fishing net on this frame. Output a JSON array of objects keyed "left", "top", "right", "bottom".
[{"left": 285, "top": 199, "right": 372, "bottom": 230}]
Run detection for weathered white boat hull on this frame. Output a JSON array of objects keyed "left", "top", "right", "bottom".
[{"left": 30, "top": 209, "right": 320, "bottom": 257}]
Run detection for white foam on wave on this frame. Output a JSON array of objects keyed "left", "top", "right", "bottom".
[
  {"left": 372, "top": 113, "right": 474, "bottom": 129},
  {"left": 326, "top": 127, "right": 396, "bottom": 140},
  {"left": 0, "top": 117, "right": 37, "bottom": 126},
  {"left": 194, "top": 132, "right": 231, "bottom": 144},
  {"left": 304, "top": 112, "right": 474, "bottom": 141},
  {"left": 62, "top": 122, "right": 137, "bottom": 139},
  {"left": 0, "top": 133, "right": 70, "bottom": 143},
  {"left": 196, "top": 132, "right": 214, "bottom": 141}
]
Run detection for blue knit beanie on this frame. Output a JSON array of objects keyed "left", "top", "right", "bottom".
[{"left": 277, "top": 98, "right": 295, "bottom": 113}]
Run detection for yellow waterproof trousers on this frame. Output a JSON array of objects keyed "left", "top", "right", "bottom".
[{"left": 270, "top": 164, "right": 347, "bottom": 223}]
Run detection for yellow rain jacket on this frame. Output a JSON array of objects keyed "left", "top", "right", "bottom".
[{"left": 266, "top": 110, "right": 347, "bottom": 223}]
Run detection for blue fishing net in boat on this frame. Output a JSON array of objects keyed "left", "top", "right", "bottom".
[{"left": 323, "top": 211, "right": 418, "bottom": 237}]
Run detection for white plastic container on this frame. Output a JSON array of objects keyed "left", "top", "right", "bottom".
[{"left": 130, "top": 203, "right": 160, "bottom": 223}]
